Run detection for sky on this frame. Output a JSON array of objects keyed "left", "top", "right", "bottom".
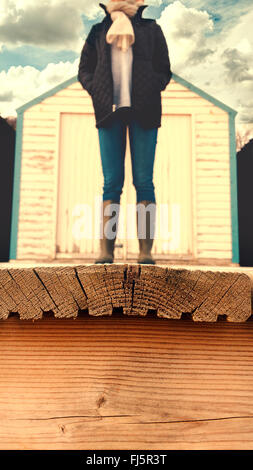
[{"left": 0, "top": 0, "right": 253, "bottom": 132}]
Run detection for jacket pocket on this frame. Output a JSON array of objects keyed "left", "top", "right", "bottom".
[
  {"left": 148, "top": 62, "right": 163, "bottom": 97},
  {"left": 89, "top": 76, "right": 97, "bottom": 97},
  {"left": 90, "top": 64, "right": 104, "bottom": 97},
  {"left": 152, "top": 70, "right": 164, "bottom": 92},
  {"left": 133, "top": 59, "right": 161, "bottom": 100}
]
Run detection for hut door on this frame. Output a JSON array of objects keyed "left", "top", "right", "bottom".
[
  {"left": 124, "top": 114, "right": 193, "bottom": 259},
  {"left": 56, "top": 112, "right": 127, "bottom": 259},
  {"left": 56, "top": 113, "right": 100, "bottom": 258},
  {"left": 56, "top": 112, "right": 193, "bottom": 260}
]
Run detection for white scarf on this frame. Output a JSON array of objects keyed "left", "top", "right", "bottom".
[{"left": 105, "top": 0, "right": 145, "bottom": 52}]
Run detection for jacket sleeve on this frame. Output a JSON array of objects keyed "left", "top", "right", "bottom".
[
  {"left": 152, "top": 23, "right": 172, "bottom": 91},
  {"left": 78, "top": 25, "right": 97, "bottom": 96}
]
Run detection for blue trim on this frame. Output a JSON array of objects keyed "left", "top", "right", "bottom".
[
  {"left": 16, "top": 75, "right": 78, "bottom": 113},
  {"left": 229, "top": 112, "right": 240, "bottom": 264},
  {"left": 9, "top": 111, "right": 24, "bottom": 260},
  {"left": 172, "top": 73, "right": 237, "bottom": 115}
]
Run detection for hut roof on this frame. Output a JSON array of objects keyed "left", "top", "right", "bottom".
[{"left": 15, "top": 73, "right": 237, "bottom": 116}]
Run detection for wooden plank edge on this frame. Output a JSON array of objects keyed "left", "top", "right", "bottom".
[{"left": 0, "top": 263, "right": 252, "bottom": 323}]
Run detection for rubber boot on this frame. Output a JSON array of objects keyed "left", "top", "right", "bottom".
[
  {"left": 95, "top": 199, "right": 120, "bottom": 264},
  {"left": 136, "top": 200, "right": 156, "bottom": 265}
]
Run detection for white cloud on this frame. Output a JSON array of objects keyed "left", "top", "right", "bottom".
[
  {"left": 0, "top": 0, "right": 97, "bottom": 51},
  {"left": 237, "top": 38, "right": 251, "bottom": 55},
  {"left": 0, "top": 59, "right": 79, "bottom": 117},
  {"left": 158, "top": 1, "right": 214, "bottom": 70},
  {"left": 1, "top": 0, "right": 253, "bottom": 126},
  {"left": 157, "top": 1, "right": 253, "bottom": 124}
]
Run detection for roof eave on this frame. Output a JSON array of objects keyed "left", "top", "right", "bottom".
[
  {"left": 172, "top": 72, "right": 237, "bottom": 116},
  {"left": 16, "top": 72, "right": 237, "bottom": 117}
]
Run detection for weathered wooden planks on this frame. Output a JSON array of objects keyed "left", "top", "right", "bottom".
[
  {"left": 17, "top": 78, "right": 233, "bottom": 263},
  {"left": 1, "top": 315, "right": 253, "bottom": 450},
  {"left": 0, "top": 263, "right": 252, "bottom": 322}
]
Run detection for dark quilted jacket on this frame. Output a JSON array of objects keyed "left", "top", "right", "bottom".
[{"left": 78, "top": 3, "right": 172, "bottom": 128}]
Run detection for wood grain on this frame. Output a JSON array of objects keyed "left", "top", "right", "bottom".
[
  {"left": 1, "top": 315, "right": 253, "bottom": 450},
  {"left": 0, "top": 263, "right": 252, "bottom": 322}
]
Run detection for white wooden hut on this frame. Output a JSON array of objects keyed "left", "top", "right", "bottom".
[{"left": 9, "top": 73, "right": 239, "bottom": 265}]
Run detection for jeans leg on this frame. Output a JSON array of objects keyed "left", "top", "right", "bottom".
[
  {"left": 98, "top": 119, "right": 127, "bottom": 203},
  {"left": 128, "top": 119, "right": 158, "bottom": 204}
]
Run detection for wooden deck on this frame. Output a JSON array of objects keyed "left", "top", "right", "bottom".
[
  {"left": 1, "top": 262, "right": 253, "bottom": 450},
  {"left": 1, "top": 313, "right": 253, "bottom": 450},
  {"left": 0, "top": 262, "right": 252, "bottom": 322}
]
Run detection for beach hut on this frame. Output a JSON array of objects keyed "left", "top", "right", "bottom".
[{"left": 9, "top": 73, "right": 239, "bottom": 265}]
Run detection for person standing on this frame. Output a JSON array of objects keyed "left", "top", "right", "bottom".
[{"left": 78, "top": 1, "right": 172, "bottom": 264}]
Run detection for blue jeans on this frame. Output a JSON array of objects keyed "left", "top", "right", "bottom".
[{"left": 98, "top": 117, "right": 158, "bottom": 204}]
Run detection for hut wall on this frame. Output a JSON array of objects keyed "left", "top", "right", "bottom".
[{"left": 16, "top": 79, "right": 232, "bottom": 261}]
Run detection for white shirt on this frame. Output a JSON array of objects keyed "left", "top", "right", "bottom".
[{"left": 110, "top": 41, "right": 133, "bottom": 109}]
